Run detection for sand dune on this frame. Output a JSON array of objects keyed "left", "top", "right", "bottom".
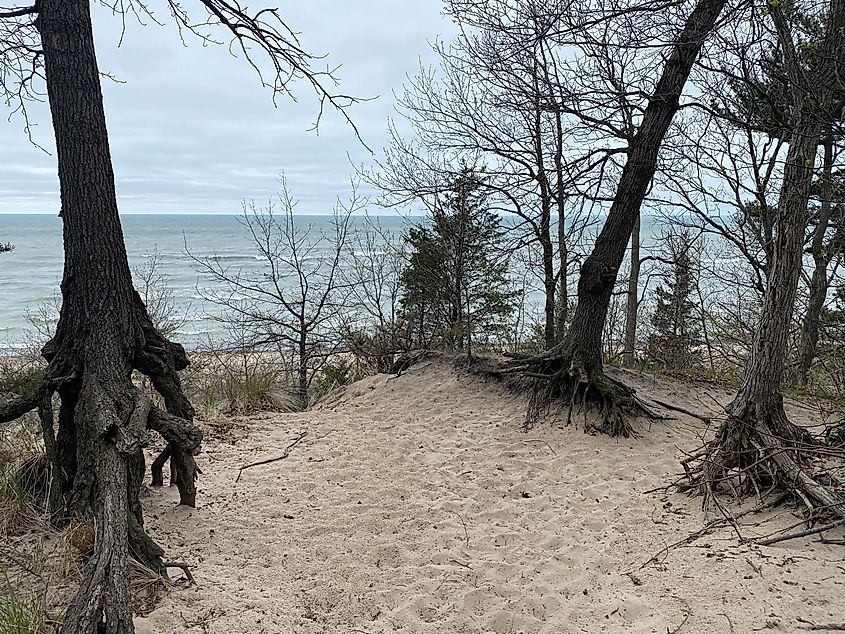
[{"left": 136, "top": 357, "right": 844, "bottom": 633}]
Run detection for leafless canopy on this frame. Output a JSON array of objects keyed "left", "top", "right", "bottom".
[{"left": 0, "top": 0, "right": 366, "bottom": 139}]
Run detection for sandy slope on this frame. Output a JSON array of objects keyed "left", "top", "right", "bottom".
[{"left": 136, "top": 357, "right": 845, "bottom": 634}]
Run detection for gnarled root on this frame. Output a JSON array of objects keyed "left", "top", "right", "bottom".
[
  {"left": 0, "top": 377, "right": 46, "bottom": 423},
  {"left": 683, "top": 407, "right": 845, "bottom": 524},
  {"left": 500, "top": 352, "right": 655, "bottom": 437},
  {"left": 133, "top": 295, "right": 201, "bottom": 507}
]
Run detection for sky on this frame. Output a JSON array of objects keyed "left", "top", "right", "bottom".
[{"left": 0, "top": 2, "right": 455, "bottom": 214}]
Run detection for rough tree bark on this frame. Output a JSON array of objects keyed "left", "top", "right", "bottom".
[
  {"left": 506, "top": 0, "right": 727, "bottom": 435},
  {"left": 0, "top": 1, "right": 204, "bottom": 631},
  {"left": 692, "top": 0, "right": 845, "bottom": 519},
  {"left": 797, "top": 139, "right": 836, "bottom": 386}
]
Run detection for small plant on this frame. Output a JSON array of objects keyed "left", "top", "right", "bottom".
[
  {"left": 0, "top": 366, "right": 45, "bottom": 399},
  {"left": 312, "top": 359, "right": 355, "bottom": 401},
  {"left": 0, "top": 579, "right": 46, "bottom": 634},
  {"left": 180, "top": 348, "right": 299, "bottom": 418}
]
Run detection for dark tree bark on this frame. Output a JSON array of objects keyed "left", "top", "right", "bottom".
[
  {"left": 508, "top": 0, "right": 727, "bottom": 435},
  {"left": 0, "top": 1, "right": 205, "bottom": 631},
  {"left": 797, "top": 139, "right": 837, "bottom": 386}
]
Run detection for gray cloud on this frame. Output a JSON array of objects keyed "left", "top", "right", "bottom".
[{"left": 0, "top": 2, "right": 454, "bottom": 214}]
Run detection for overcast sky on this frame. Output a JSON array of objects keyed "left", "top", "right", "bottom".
[{"left": 0, "top": 2, "right": 454, "bottom": 214}]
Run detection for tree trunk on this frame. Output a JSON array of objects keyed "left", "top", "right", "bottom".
[
  {"left": 527, "top": 57, "right": 557, "bottom": 350},
  {"left": 695, "top": 2, "right": 845, "bottom": 519},
  {"left": 797, "top": 139, "right": 835, "bottom": 386},
  {"left": 554, "top": 111, "right": 569, "bottom": 344},
  {"left": 298, "top": 336, "right": 309, "bottom": 410},
  {"left": 622, "top": 214, "right": 641, "bottom": 367},
  {"left": 540, "top": 229, "right": 557, "bottom": 350},
  {"left": 18, "top": 0, "right": 204, "bottom": 629},
  {"left": 513, "top": 0, "right": 727, "bottom": 435},
  {"left": 564, "top": 0, "right": 726, "bottom": 370}
]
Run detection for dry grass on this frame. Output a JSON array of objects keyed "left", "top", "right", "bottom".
[{"left": 180, "top": 351, "right": 301, "bottom": 419}]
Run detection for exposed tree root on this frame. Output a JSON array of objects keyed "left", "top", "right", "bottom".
[
  {"left": 496, "top": 352, "right": 656, "bottom": 437},
  {"left": 682, "top": 405, "right": 845, "bottom": 527},
  {"left": 2, "top": 294, "right": 204, "bottom": 632},
  {"left": 0, "top": 379, "right": 46, "bottom": 423},
  {"left": 134, "top": 299, "right": 200, "bottom": 507}
]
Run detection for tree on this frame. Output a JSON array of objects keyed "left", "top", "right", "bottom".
[
  {"left": 192, "top": 180, "right": 356, "bottom": 410},
  {"left": 688, "top": 0, "right": 845, "bottom": 520},
  {"left": 0, "top": 0, "right": 357, "bottom": 631},
  {"left": 133, "top": 248, "right": 190, "bottom": 339},
  {"left": 400, "top": 169, "right": 517, "bottom": 355},
  {"left": 370, "top": 0, "right": 624, "bottom": 350},
  {"left": 506, "top": 0, "right": 728, "bottom": 436},
  {"left": 342, "top": 219, "right": 409, "bottom": 373},
  {"left": 647, "top": 231, "right": 702, "bottom": 370},
  {"left": 668, "top": 13, "right": 845, "bottom": 385},
  {"left": 797, "top": 155, "right": 845, "bottom": 384}
]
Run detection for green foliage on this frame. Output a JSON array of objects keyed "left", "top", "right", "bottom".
[
  {"left": 0, "top": 581, "right": 45, "bottom": 634},
  {"left": 312, "top": 358, "right": 356, "bottom": 400},
  {"left": 343, "top": 326, "right": 398, "bottom": 374},
  {"left": 647, "top": 231, "right": 701, "bottom": 370},
  {"left": 0, "top": 367, "right": 44, "bottom": 398},
  {"left": 400, "top": 168, "right": 518, "bottom": 354},
  {"left": 0, "top": 538, "right": 49, "bottom": 634}
]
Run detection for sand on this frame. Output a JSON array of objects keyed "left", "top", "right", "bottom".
[{"left": 135, "top": 356, "right": 845, "bottom": 634}]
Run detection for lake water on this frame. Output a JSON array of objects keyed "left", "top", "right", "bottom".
[{"left": 0, "top": 213, "right": 669, "bottom": 350}]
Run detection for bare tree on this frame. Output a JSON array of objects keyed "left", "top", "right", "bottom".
[
  {"left": 342, "top": 218, "right": 409, "bottom": 372},
  {"left": 133, "top": 248, "right": 190, "bottom": 339},
  {"left": 370, "top": 0, "right": 627, "bottom": 349},
  {"left": 504, "top": 0, "right": 728, "bottom": 435},
  {"left": 192, "top": 178, "right": 357, "bottom": 409}
]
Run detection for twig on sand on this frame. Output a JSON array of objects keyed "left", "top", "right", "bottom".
[
  {"left": 523, "top": 439, "right": 557, "bottom": 455},
  {"left": 638, "top": 495, "right": 786, "bottom": 570},
  {"left": 667, "top": 596, "right": 691, "bottom": 633},
  {"left": 165, "top": 561, "right": 196, "bottom": 585},
  {"left": 756, "top": 517, "right": 845, "bottom": 547},
  {"left": 797, "top": 617, "right": 845, "bottom": 631},
  {"left": 449, "top": 510, "right": 470, "bottom": 547},
  {"left": 649, "top": 398, "right": 712, "bottom": 425},
  {"left": 235, "top": 431, "right": 308, "bottom": 482}
]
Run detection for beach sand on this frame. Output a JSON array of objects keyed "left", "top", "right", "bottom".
[{"left": 135, "top": 356, "right": 845, "bottom": 633}]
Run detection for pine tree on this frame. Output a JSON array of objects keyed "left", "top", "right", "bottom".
[
  {"left": 400, "top": 168, "right": 517, "bottom": 355},
  {"left": 647, "top": 231, "right": 701, "bottom": 370}
]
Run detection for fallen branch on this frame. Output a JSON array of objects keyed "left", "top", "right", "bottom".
[
  {"left": 235, "top": 431, "right": 308, "bottom": 482},
  {"left": 756, "top": 517, "right": 845, "bottom": 547},
  {"left": 448, "top": 510, "right": 470, "bottom": 548},
  {"left": 649, "top": 398, "right": 712, "bottom": 425},
  {"left": 523, "top": 439, "right": 557, "bottom": 455},
  {"left": 797, "top": 617, "right": 845, "bottom": 631}
]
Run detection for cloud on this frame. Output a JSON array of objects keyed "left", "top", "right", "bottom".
[{"left": 0, "top": 1, "right": 454, "bottom": 214}]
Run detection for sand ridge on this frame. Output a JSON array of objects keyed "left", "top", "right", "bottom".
[{"left": 136, "top": 357, "right": 845, "bottom": 633}]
